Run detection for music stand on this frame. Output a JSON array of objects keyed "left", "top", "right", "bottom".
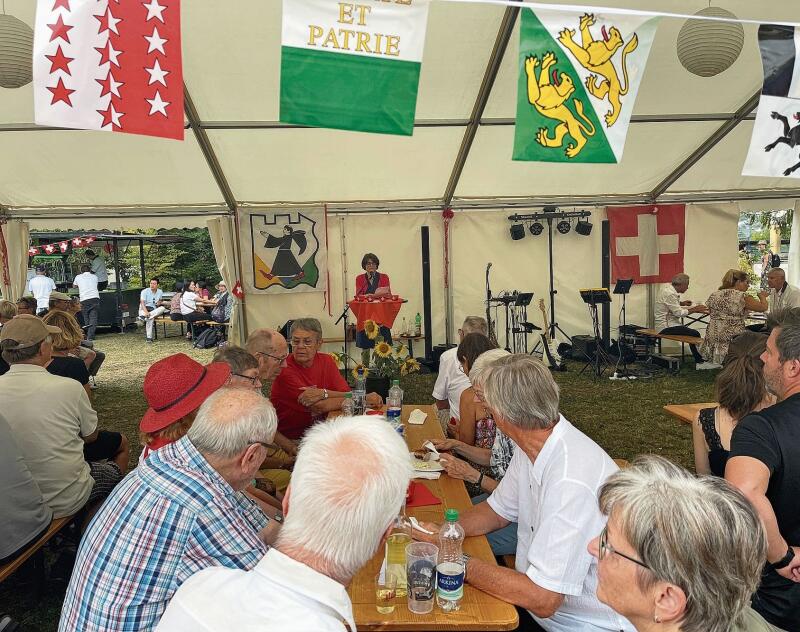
[
  {"left": 578, "top": 289, "right": 614, "bottom": 378},
  {"left": 511, "top": 292, "right": 535, "bottom": 353},
  {"left": 612, "top": 279, "right": 634, "bottom": 378}
]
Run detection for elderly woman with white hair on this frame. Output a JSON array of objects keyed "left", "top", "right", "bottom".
[{"left": 590, "top": 455, "right": 773, "bottom": 632}]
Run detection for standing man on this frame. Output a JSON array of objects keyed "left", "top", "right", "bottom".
[
  {"left": 726, "top": 307, "right": 800, "bottom": 632},
  {"left": 85, "top": 249, "right": 108, "bottom": 291},
  {"left": 73, "top": 265, "right": 100, "bottom": 342},
  {"left": 28, "top": 265, "right": 56, "bottom": 315},
  {"left": 654, "top": 273, "right": 712, "bottom": 369},
  {"left": 433, "top": 316, "right": 488, "bottom": 435},
  {"left": 415, "top": 355, "right": 632, "bottom": 632},
  {"left": 139, "top": 277, "right": 166, "bottom": 343}
]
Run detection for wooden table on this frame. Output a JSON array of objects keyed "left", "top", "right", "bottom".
[
  {"left": 348, "top": 404, "right": 519, "bottom": 631},
  {"left": 663, "top": 402, "right": 717, "bottom": 425}
]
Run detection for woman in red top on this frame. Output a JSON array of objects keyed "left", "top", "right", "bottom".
[{"left": 355, "top": 253, "right": 391, "bottom": 296}]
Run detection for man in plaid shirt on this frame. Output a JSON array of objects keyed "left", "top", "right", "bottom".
[{"left": 59, "top": 388, "right": 278, "bottom": 632}]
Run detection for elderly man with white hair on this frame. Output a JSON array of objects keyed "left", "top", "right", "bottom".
[
  {"left": 415, "top": 354, "right": 632, "bottom": 632},
  {"left": 156, "top": 415, "right": 413, "bottom": 631},
  {"left": 59, "top": 388, "right": 278, "bottom": 632},
  {"left": 766, "top": 267, "right": 800, "bottom": 313},
  {"left": 654, "top": 273, "right": 711, "bottom": 368}
]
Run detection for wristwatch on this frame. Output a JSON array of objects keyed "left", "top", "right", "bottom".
[
  {"left": 322, "top": 388, "right": 329, "bottom": 400},
  {"left": 272, "top": 512, "right": 284, "bottom": 524},
  {"left": 771, "top": 546, "right": 795, "bottom": 570}
]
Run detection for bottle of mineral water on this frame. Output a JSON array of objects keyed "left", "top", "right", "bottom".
[
  {"left": 341, "top": 392, "right": 354, "bottom": 417},
  {"left": 386, "top": 379, "right": 403, "bottom": 433},
  {"left": 353, "top": 367, "right": 366, "bottom": 415},
  {"left": 436, "top": 508, "right": 465, "bottom": 612},
  {"left": 414, "top": 312, "right": 422, "bottom": 336}
]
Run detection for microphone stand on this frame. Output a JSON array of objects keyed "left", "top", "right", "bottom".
[
  {"left": 485, "top": 263, "right": 498, "bottom": 346},
  {"left": 334, "top": 303, "right": 351, "bottom": 374}
]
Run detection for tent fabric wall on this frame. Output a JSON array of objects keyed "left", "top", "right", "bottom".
[
  {"left": 206, "top": 216, "right": 242, "bottom": 346},
  {"left": 791, "top": 201, "right": 800, "bottom": 289},
  {"left": 0, "top": 220, "right": 30, "bottom": 301}
]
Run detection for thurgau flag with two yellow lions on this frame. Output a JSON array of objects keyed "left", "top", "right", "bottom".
[
  {"left": 280, "top": 0, "right": 430, "bottom": 136},
  {"left": 514, "top": 8, "right": 658, "bottom": 163}
]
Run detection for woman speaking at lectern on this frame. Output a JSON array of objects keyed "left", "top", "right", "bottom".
[{"left": 355, "top": 253, "right": 391, "bottom": 297}]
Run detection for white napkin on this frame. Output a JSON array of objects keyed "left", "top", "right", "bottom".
[
  {"left": 422, "top": 440, "right": 440, "bottom": 461},
  {"left": 412, "top": 470, "right": 441, "bottom": 480},
  {"left": 409, "top": 516, "right": 435, "bottom": 534},
  {"left": 408, "top": 408, "right": 427, "bottom": 425}
]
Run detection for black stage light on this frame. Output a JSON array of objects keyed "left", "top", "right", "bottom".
[
  {"left": 575, "top": 218, "right": 593, "bottom": 236},
  {"left": 529, "top": 222, "right": 544, "bottom": 236},
  {"left": 509, "top": 223, "right": 526, "bottom": 240},
  {"left": 556, "top": 219, "right": 571, "bottom": 234}
]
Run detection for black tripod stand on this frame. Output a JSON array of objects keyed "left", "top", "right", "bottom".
[
  {"left": 611, "top": 279, "right": 634, "bottom": 379},
  {"left": 333, "top": 304, "right": 351, "bottom": 374},
  {"left": 578, "top": 288, "right": 615, "bottom": 378}
]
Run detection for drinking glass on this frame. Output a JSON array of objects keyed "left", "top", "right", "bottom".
[
  {"left": 406, "top": 542, "right": 438, "bottom": 614},
  {"left": 375, "top": 572, "right": 397, "bottom": 614}
]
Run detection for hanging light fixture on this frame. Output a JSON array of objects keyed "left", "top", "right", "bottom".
[
  {"left": 509, "top": 224, "right": 526, "bottom": 241},
  {"left": 676, "top": 7, "right": 744, "bottom": 77},
  {"left": 529, "top": 222, "right": 544, "bottom": 236},
  {"left": 0, "top": 8, "right": 34, "bottom": 89},
  {"left": 575, "top": 218, "right": 593, "bottom": 236}
]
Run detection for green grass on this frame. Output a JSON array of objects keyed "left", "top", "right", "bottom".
[{"left": 0, "top": 331, "right": 714, "bottom": 630}]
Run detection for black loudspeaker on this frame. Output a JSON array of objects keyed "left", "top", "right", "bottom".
[{"left": 571, "top": 335, "right": 598, "bottom": 360}]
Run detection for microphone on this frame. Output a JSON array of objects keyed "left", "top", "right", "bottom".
[{"left": 486, "top": 262, "right": 492, "bottom": 270}]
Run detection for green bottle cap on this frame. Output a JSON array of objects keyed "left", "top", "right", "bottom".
[
  {"left": 344, "top": 392, "right": 352, "bottom": 399},
  {"left": 445, "top": 508, "right": 459, "bottom": 522},
  {"left": 392, "top": 379, "right": 400, "bottom": 386}
]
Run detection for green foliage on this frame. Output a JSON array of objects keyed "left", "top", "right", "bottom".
[{"left": 742, "top": 209, "right": 793, "bottom": 240}]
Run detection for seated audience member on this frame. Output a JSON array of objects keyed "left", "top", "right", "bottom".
[
  {"left": 59, "top": 388, "right": 278, "bottom": 632},
  {"left": 168, "top": 281, "right": 185, "bottom": 321},
  {"left": 271, "top": 318, "right": 383, "bottom": 441},
  {"left": 433, "top": 316, "right": 488, "bottom": 434},
  {"left": 179, "top": 281, "right": 212, "bottom": 336},
  {"left": 455, "top": 332, "right": 497, "bottom": 446},
  {"left": 139, "top": 353, "right": 231, "bottom": 459},
  {"left": 196, "top": 280, "right": 211, "bottom": 301},
  {"left": 0, "top": 316, "right": 125, "bottom": 519},
  {"left": 0, "top": 416, "right": 53, "bottom": 566},
  {"left": 64, "top": 296, "right": 105, "bottom": 386},
  {"left": 139, "top": 277, "right": 167, "bottom": 343},
  {"left": 209, "top": 281, "right": 232, "bottom": 322},
  {"left": 701, "top": 269, "right": 768, "bottom": 366},
  {"left": 47, "top": 290, "right": 74, "bottom": 315},
  {"left": 766, "top": 267, "right": 800, "bottom": 313},
  {"left": 692, "top": 332, "right": 772, "bottom": 477},
  {"left": 414, "top": 354, "right": 631, "bottom": 632},
  {"left": 0, "top": 299, "right": 16, "bottom": 325},
  {"left": 726, "top": 307, "right": 800, "bottom": 632},
  {"left": 42, "top": 309, "right": 91, "bottom": 395},
  {"left": 590, "top": 455, "right": 773, "bottom": 632},
  {"left": 15, "top": 296, "right": 37, "bottom": 316},
  {"left": 434, "top": 348, "right": 518, "bottom": 556},
  {"left": 156, "top": 415, "right": 412, "bottom": 632},
  {"left": 654, "top": 273, "right": 711, "bottom": 368}
]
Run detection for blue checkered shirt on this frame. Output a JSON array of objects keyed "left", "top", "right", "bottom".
[{"left": 58, "top": 436, "right": 269, "bottom": 632}]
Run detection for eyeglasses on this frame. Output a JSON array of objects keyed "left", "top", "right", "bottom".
[
  {"left": 290, "top": 339, "right": 318, "bottom": 348},
  {"left": 232, "top": 373, "right": 261, "bottom": 386},
  {"left": 598, "top": 526, "right": 649, "bottom": 569},
  {"left": 256, "top": 351, "right": 289, "bottom": 363}
]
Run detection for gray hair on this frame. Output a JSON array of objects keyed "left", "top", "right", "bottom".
[
  {"left": 768, "top": 307, "right": 800, "bottom": 362},
  {"left": 468, "top": 348, "right": 510, "bottom": 386},
  {"left": 277, "top": 416, "right": 412, "bottom": 581},
  {"left": 187, "top": 388, "right": 277, "bottom": 458},
  {"left": 0, "top": 300, "right": 17, "bottom": 321},
  {"left": 290, "top": 318, "right": 323, "bottom": 342},
  {"left": 767, "top": 267, "right": 785, "bottom": 278},
  {"left": 1, "top": 335, "right": 50, "bottom": 364},
  {"left": 481, "top": 354, "right": 559, "bottom": 430},
  {"left": 598, "top": 455, "right": 766, "bottom": 632},
  {"left": 245, "top": 328, "right": 277, "bottom": 356},
  {"left": 671, "top": 273, "right": 689, "bottom": 286},
  {"left": 461, "top": 316, "right": 488, "bottom": 336},
  {"left": 212, "top": 345, "right": 258, "bottom": 374}
]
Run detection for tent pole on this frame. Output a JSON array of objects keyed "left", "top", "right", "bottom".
[
  {"left": 232, "top": 209, "right": 248, "bottom": 341},
  {"left": 138, "top": 239, "right": 145, "bottom": 285}
]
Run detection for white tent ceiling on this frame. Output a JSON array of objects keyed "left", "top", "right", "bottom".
[{"left": 2, "top": 0, "right": 800, "bottom": 223}]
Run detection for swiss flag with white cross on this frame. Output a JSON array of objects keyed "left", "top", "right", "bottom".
[
  {"left": 33, "top": 0, "right": 183, "bottom": 140},
  {"left": 607, "top": 205, "right": 686, "bottom": 284}
]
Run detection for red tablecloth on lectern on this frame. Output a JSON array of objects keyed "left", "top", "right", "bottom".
[{"left": 348, "top": 299, "right": 403, "bottom": 331}]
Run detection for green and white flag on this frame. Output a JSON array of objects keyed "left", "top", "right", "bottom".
[
  {"left": 514, "top": 8, "right": 659, "bottom": 163},
  {"left": 280, "top": 0, "right": 430, "bottom": 136}
]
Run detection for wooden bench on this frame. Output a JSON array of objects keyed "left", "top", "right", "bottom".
[
  {"left": 0, "top": 515, "right": 74, "bottom": 584},
  {"left": 152, "top": 317, "right": 186, "bottom": 340},
  {"left": 636, "top": 328, "right": 703, "bottom": 364}
]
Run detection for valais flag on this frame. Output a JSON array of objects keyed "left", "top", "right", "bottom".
[{"left": 33, "top": 0, "right": 183, "bottom": 140}]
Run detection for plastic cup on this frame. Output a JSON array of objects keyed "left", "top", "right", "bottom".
[
  {"left": 406, "top": 542, "right": 438, "bottom": 614},
  {"left": 375, "top": 572, "right": 397, "bottom": 614}
]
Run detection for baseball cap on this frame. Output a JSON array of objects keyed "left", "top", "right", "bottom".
[
  {"left": 50, "top": 291, "right": 72, "bottom": 301},
  {"left": 0, "top": 315, "right": 61, "bottom": 350}
]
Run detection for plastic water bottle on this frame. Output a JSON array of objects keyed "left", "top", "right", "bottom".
[
  {"left": 387, "top": 379, "right": 403, "bottom": 436},
  {"left": 436, "top": 508, "right": 465, "bottom": 612},
  {"left": 401, "top": 317, "right": 408, "bottom": 337},
  {"left": 353, "top": 367, "right": 366, "bottom": 415},
  {"left": 341, "top": 392, "right": 354, "bottom": 417},
  {"left": 414, "top": 312, "right": 422, "bottom": 336}
]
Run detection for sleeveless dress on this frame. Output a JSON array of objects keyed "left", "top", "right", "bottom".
[
  {"left": 700, "top": 289, "right": 746, "bottom": 364},
  {"left": 698, "top": 407, "right": 729, "bottom": 477},
  {"left": 465, "top": 411, "right": 497, "bottom": 497}
]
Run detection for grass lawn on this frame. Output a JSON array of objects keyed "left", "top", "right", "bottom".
[{"left": 0, "top": 330, "right": 714, "bottom": 630}]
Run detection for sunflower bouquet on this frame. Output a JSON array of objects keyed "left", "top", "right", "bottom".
[{"left": 330, "top": 319, "right": 420, "bottom": 379}]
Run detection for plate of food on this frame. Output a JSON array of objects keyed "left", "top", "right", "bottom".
[{"left": 409, "top": 453, "right": 444, "bottom": 472}]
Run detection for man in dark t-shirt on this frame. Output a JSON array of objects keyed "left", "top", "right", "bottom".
[{"left": 727, "top": 307, "right": 800, "bottom": 632}]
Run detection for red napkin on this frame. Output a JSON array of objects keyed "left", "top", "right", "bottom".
[{"left": 406, "top": 482, "right": 442, "bottom": 508}]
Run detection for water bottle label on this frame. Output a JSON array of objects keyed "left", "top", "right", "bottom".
[
  {"left": 436, "top": 563, "right": 464, "bottom": 600},
  {"left": 387, "top": 407, "right": 402, "bottom": 419}
]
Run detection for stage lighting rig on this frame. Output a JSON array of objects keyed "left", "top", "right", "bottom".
[
  {"left": 556, "top": 219, "right": 571, "bottom": 234},
  {"left": 509, "top": 223, "right": 526, "bottom": 240},
  {"left": 529, "top": 222, "right": 544, "bottom": 236},
  {"left": 575, "top": 218, "right": 593, "bottom": 236}
]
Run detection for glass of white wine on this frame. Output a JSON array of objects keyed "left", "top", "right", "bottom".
[{"left": 375, "top": 571, "right": 397, "bottom": 614}]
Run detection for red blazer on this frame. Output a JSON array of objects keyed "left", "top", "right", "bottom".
[{"left": 355, "top": 272, "right": 391, "bottom": 296}]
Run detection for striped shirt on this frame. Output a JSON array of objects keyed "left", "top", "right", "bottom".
[{"left": 59, "top": 436, "right": 269, "bottom": 632}]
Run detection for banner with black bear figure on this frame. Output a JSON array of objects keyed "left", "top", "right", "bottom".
[{"left": 240, "top": 208, "right": 328, "bottom": 294}]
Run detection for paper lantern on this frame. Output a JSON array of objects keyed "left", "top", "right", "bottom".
[
  {"left": 676, "top": 7, "right": 744, "bottom": 77},
  {"left": 0, "top": 14, "right": 33, "bottom": 89}
]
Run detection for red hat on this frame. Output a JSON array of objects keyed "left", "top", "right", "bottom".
[{"left": 140, "top": 353, "right": 231, "bottom": 433}]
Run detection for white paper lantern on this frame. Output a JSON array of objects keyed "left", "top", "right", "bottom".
[
  {"left": 676, "top": 7, "right": 744, "bottom": 77},
  {"left": 0, "top": 14, "right": 33, "bottom": 89}
]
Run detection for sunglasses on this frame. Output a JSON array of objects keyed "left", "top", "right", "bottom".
[
  {"left": 598, "top": 526, "right": 649, "bottom": 569},
  {"left": 231, "top": 373, "right": 261, "bottom": 386}
]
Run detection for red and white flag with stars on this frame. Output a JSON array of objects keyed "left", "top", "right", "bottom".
[{"left": 33, "top": 0, "right": 183, "bottom": 140}]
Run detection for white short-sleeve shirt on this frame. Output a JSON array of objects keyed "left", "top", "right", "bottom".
[
  {"left": 432, "top": 347, "right": 471, "bottom": 420},
  {"left": 73, "top": 272, "right": 100, "bottom": 301},
  {"left": 488, "top": 416, "right": 633, "bottom": 632},
  {"left": 28, "top": 275, "right": 57, "bottom": 310},
  {"left": 180, "top": 291, "right": 199, "bottom": 315}
]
